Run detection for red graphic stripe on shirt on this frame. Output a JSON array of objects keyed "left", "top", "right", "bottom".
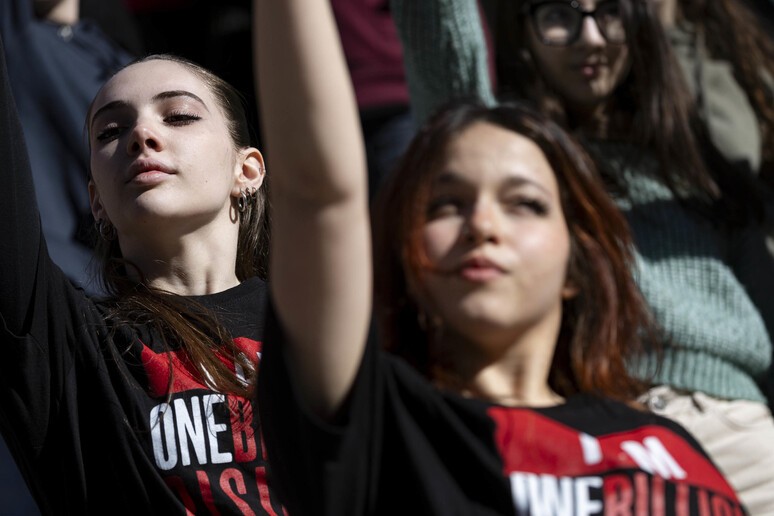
[
  {"left": 488, "top": 407, "right": 739, "bottom": 501},
  {"left": 141, "top": 337, "right": 261, "bottom": 397}
]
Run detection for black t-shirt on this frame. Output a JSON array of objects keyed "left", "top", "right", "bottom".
[
  {"left": 0, "top": 35, "right": 284, "bottom": 515},
  {"left": 258, "top": 305, "right": 748, "bottom": 516},
  {"left": 0, "top": 274, "right": 286, "bottom": 516}
]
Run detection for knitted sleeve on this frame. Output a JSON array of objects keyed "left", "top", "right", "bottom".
[{"left": 390, "top": 0, "right": 496, "bottom": 127}]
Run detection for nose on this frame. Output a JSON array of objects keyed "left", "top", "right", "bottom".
[
  {"left": 464, "top": 199, "right": 501, "bottom": 245},
  {"left": 126, "top": 122, "right": 162, "bottom": 155},
  {"left": 576, "top": 16, "right": 606, "bottom": 47}
]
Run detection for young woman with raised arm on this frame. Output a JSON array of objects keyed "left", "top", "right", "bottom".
[
  {"left": 254, "top": 1, "right": 746, "bottom": 514},
  {"left": 0, "top": 32, "right": 287, "bottom": 512}
]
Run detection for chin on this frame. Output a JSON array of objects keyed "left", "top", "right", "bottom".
[
  {"left": 120, "top": 202, "right": 196, "bottom": 232},
  {"left": 132, "top": 191, "right": 207, "bottom": 219},
  {"left": 445, "top": 298, "right": 522, "bottom": 335},
  {"left": 128, "top": 201, "right": 180, "bottom": 221}
]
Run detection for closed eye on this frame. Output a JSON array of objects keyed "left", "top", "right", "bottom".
[
  {"left": 95, "top": 124, "right": 122, "bottom": 143},
  {"left": 165, "top": 112, "right": 202, "bottom": 125},
  {"left": 427, "top": 196, "right": 465, "bottom": 219},
  {"left": 504, "top": 196, "right": 548, "bottom": 215}
]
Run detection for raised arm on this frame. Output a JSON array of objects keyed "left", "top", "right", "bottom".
[
  {"left": 0, "top": 33, "right": 44, "bottom": 334},
  {"left": 254, "top": 0, "right": 372, "bottom": 419},
  {"left": 391, "top": 0, "right": 496, "bottom": 126}
]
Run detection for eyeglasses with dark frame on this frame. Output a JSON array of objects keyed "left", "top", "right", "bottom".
[{"left": 525, "top": 0, "right": 625, "bottom": 46}]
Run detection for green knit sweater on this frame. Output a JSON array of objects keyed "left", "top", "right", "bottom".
[{"left": 391, "top": 0, "right": 773, "bottom": 403}]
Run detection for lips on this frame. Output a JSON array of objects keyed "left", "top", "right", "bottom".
[
  {"left": 455, "top": 256, "right": 506, "bottom": 282},
  {"left": 126, "top": 159, "right": 175, "bottom": 184},
  {"left": 576, "top": 59, "right": 607, "bottom": 78}
]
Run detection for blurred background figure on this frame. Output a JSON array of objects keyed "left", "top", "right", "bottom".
[
  {"left": 0, "top": 0, "right": 134, "bottom": 295},
  {"left": 655, "top": 0, "right": 774, "bottom": 411},
  {"left": 330, "top": 0, "right": 414, "bottom": 200}
]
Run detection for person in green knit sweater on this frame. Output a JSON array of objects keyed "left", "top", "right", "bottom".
[{"left": 391, "top": 0, "right": 774, "bottom": 512}]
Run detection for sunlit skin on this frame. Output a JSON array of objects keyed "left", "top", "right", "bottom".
[
  {"left": 32, "top": 0, "right": 78, "bottom": 25},
  {"left": 88, "top": 60, "right": 264, "bottom": 295},
  {"left": 421, "top": 122, "right": 576, "bottom": 406},
  {"left": 526, "top": 0, "right": 631, "bottom": 120}
]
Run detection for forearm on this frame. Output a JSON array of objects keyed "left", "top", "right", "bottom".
[
  {"left": 0, "top": 33, "right": 44, "bottom": 333},
  {"left": 391, "top": 0, "right": 496, "bottom": 127},
  {"left": 254, "top": 0, "right": 372, "bottom": 419}
]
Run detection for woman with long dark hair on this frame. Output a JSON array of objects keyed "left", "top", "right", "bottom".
[
  {"left": 0, "top": 39, "right": 286, "bottom": 511},
  {"left": 254, "top": 0, "right": 745, "bottom": 512},
  {"left": 390, "top": 0, "right": 774, "bottom": 511}
]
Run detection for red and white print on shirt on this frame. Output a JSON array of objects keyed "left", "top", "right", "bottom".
[
  {"left": 141, "top": 337, "right": 287, "bottom": 516},
  {"left": 488, "top": 407, "right": 746, "bottom": 516}
]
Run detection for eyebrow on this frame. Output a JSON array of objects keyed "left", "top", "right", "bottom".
[
  {"left": 433, "top": 171, "right": 552, "bottom": 196},
  {"left": 90, "top": 90, "right": 209, "bottom": 129}
]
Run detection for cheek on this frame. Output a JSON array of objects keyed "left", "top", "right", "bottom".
[
  {"left": 608, "top": 46, "right": 631, "bottom": 88},
  {"left": 422, "top": 219, "right": 463, "bottom": 265},
  {"left": 534, "top": 53, "right": 571, "bottom": 99},
  {"left": 188, "top": 138, "right": 239, "bottom": 184},
  {"left": 526, "top": 35, "right": 565, "bottom": 87},
  {"left": 89, "top": 142, "right": 122, "bottom": 178},
  {"left": 506, "top": 221, "right": 571, "bottom": 280},
  {"left": 89, "top": 156, "right": 114, "bottom": 192}
]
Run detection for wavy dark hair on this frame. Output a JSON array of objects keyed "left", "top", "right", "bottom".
[
  {"left": 373, "top": 102, "right": 656, "bottom": 401},
  {"left": 86, "top": 55, "right": 270, "bottom": 399}
]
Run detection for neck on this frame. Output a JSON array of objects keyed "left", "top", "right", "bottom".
[
  {"left": 36, "top": 0, "right": 79, "bottom": 25},
  {"left": 117, "top": 220, "right": 241, "bottom": 297},
  {"left": 431, "top": 314, "right": 565, "bottom": 407},
  {"left": 567, "top": 102, "right": 610, "bottom": 138},
  {"left": 462, "top": 358, "right": 564, "bottom": 407}
]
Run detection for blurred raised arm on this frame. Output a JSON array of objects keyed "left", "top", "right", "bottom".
[
  {"left": 0, "top": 33, "right": 44, "bottom": 334},
  {"left": 391, "top": 0, "right": 496, "bottom": 126},
  {"left": 254, "top": 0, "right": 372, "bottom": 419}
]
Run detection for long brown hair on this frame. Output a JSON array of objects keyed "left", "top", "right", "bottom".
[
  {"left": 373, "top": 102, "right": 655, "bottom": 401},
  {"left": 679, "top": 0, "right": 774, "bottom": 179},
  {"left": 495, "top": 0, "right": 725, "bottom": 206},
  {"left": 87, "top": 55, "right": 270, "bottom": 399}
]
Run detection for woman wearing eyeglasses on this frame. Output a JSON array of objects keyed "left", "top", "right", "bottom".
[{"left": 392, "top": 0, "right": 774, "bottom": 512}]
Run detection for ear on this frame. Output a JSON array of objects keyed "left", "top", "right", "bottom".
[
  {"left": 232, "top": 147, "right": 266, "bottom": 197},
  {"left": 88, "top": 180, "right": 106, "bottom": 222}
]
